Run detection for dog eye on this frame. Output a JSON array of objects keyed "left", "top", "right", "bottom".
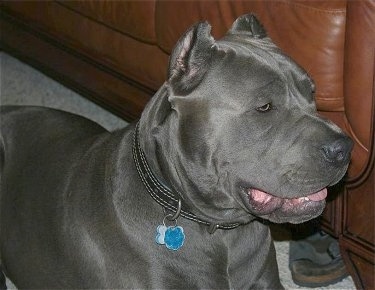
[{"left": 256, "top": 103, "right": 273, "bottom": 112}]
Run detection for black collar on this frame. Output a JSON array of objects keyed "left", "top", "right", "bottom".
[{"left": 132, "top": 122, "right": 243, "bottom": 233}]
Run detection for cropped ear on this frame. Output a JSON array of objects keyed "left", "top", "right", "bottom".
[
  {"left": 168, "top": 22, "right": 215, "bottom": 95},
  {"left": 228, "top": 14, "right": 267, "bottom": 39}
]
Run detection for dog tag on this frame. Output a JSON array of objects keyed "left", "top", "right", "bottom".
[
  {"left": 164, "top": 226, "right": 185, "bottom": 250},
  {"left": 155, "top": 224, "right": 185, "bottom": 251},
  {"left": 156, "top": 225, "right": 168, "bottom": 245},
  {"left": 155, "top": 200, "right": 185, "bottom": 250}
]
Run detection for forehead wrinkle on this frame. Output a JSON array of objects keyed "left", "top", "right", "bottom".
[
  {"left": 217, "top": 39, "right": 285, "bottom": 76},
  {"left": 201, "top": 39, "right": 315, "bottom": 119},
  {"left": 216, "top": 39, "right": 314, "bottom": 107}
]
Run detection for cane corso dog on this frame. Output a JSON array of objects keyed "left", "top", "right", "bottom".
[{"left": 0, "top": 15, "right": 352, "bottom": 289}]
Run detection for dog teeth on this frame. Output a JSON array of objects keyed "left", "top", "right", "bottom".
[{"left": 298, "top": 197, "right": 309, "bottom": 202}]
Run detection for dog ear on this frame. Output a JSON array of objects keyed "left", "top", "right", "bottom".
[
  {"left": 168, "top": 22, "right": 215, "bottom": 95},
  {"left": 228, "top": 14, "right": 267, "bottom": 39}
]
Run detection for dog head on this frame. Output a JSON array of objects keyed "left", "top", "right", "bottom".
[{"left": 140, "top": 14, "right": 353, "bottom": 225}]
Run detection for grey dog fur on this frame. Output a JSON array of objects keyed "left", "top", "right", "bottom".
[{"left": 0, "top": 15, "right": 352, "bottom": 289}]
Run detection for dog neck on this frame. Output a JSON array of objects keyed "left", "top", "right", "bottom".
[{"left": 132, "top": 122, "right": 243, "bottom": 233}]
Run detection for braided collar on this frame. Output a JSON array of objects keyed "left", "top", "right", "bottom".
[{"left": 132, "top": 122, "right": 243, "bottom": 233}]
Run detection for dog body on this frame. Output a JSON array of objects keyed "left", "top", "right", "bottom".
[
  {"left": 0, "top": 108, "right": 280, "bottom": 288},
  {"left": 0, "top": 15, "right": 352, "bottom": 289}
]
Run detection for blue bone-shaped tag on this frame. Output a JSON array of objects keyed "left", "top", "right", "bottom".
[{"left": 156, "top": 225, "right": 185, "bottom": 251}]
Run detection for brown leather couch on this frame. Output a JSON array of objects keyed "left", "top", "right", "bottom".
[{"left": 1, "top": 1, "right": 374, "bottom": 288}]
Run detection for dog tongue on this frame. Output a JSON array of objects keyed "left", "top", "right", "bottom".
[{"left": 306, "top": 188, "right": 327, "bottom": 201}]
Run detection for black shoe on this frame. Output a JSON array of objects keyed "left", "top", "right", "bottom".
[{"left": 289, "top": 231, "right": 349, "bottom": 288}]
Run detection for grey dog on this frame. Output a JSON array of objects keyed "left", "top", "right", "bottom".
[{"left": 0, "top": 14, "right": 352, "bottom": 289}]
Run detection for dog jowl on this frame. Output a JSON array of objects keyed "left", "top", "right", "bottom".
[{"left": 0, "top": 14, "right": 353, "bottom": 289}]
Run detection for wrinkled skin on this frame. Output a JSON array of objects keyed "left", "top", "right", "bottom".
[{"left": 0, "top": 15, "right": 352, "bottom": 289}]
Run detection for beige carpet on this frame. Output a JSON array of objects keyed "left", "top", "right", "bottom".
[{"left": 1, "top": 52, "right": 356, "bottom": 289}]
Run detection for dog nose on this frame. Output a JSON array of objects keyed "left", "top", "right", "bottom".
[{"left": 321, "top": 136, "right": 353, "bottom": 165}]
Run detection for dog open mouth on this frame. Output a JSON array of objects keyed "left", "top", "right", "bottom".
[{"left": 247, "top": 188, "right": 327, "bottom": 215}]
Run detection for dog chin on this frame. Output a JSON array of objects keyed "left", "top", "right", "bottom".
[
  {"left": 260, "top": 203, "right": 326, "bottom": 224},
  {"left": 245, "top": 187, "right": 327, "bottom": 224}
]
